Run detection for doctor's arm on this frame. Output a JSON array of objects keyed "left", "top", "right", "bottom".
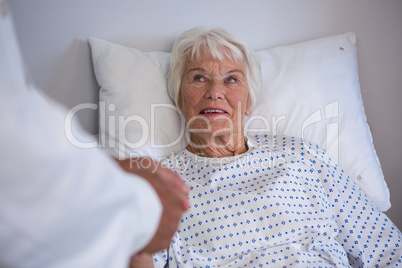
[{"left": 0, "top": 86, "right": 188, "bottom": 268}]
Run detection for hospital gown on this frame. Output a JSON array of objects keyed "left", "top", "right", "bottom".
[{"left": 154, "top": 134, "right": 402, "bottom": 267}]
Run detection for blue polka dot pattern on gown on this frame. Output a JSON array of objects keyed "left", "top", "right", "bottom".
[{"left": 153, "top": 134, "right": 402, "bottom": 267}]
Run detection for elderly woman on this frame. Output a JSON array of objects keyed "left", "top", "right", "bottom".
[{"left": 131, "top": 27, "right": 402, "bottom": 267}]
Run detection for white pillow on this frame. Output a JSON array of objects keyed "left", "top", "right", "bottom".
[
  {"left": 89, "top": 37, "right": 186, "bottom": 159},
  {"left": 89, "top": 33, "right": 390, "bottom": 211}
]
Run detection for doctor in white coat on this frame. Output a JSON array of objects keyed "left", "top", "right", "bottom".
[{"left": 0, "top": 1, "right": 188, "bottom": 267}]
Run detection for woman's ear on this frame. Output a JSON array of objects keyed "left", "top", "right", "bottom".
[{"left": 245, "top": 107, "right": 251, "bottom": 117}]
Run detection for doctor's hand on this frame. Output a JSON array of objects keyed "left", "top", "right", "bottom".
[{"left": 116, "top": 157, "right": 189, "bottom": 254}]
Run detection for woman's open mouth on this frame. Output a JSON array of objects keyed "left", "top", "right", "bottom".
[{"left": 199, "top": 108, "right": 228, "bottom": 115}]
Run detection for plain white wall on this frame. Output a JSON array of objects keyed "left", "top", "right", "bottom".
[{"left": 8, "top": 0, "right": 402, "bottom": 229}]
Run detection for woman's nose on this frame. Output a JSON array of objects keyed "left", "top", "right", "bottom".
[{"left": 204, "top": 81, "right": 225, "bottom": 100}]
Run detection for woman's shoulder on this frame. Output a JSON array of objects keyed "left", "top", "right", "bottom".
[
  {"left": 279, "top": 134, "right": 337, "bottom": 169},
  {"left": 247, "top": 133, "right": 337, "bottom": 168}
]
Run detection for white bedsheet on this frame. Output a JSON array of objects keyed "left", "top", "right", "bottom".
[{"left": 154, "top": 134, "right": 401, "bottom": 267}]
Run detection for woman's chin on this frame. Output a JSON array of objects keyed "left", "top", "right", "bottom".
[{"left": 189, "top": 127, "right": 240, "bottom": 142}]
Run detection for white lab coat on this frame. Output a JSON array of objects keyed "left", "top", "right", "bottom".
[{"left": 0, "top": 2, "right": 162, "bottom": 267}]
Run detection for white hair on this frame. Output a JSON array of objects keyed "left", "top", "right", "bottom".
[{"left": 168, "top": 26, "right": 261, "bottom": 110}]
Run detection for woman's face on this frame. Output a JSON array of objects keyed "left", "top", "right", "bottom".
[{"left": 179, "top": 51, "right": 251, "bottom": 141}]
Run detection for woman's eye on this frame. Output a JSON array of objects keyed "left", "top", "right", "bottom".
[
  {"left": 225, "top": 76, "right": 237, "bottom": 83},
  {"left": 194, "top": 75, "right": 205, "bottom": 82}
]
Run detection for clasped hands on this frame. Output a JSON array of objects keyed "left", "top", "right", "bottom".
[{"left": 116, "top": 157, "right": 189, "bottom": 266}]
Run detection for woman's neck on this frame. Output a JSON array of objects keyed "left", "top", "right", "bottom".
[{"left": 187, "top": 134, "right": 248, "bottom": 158}]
